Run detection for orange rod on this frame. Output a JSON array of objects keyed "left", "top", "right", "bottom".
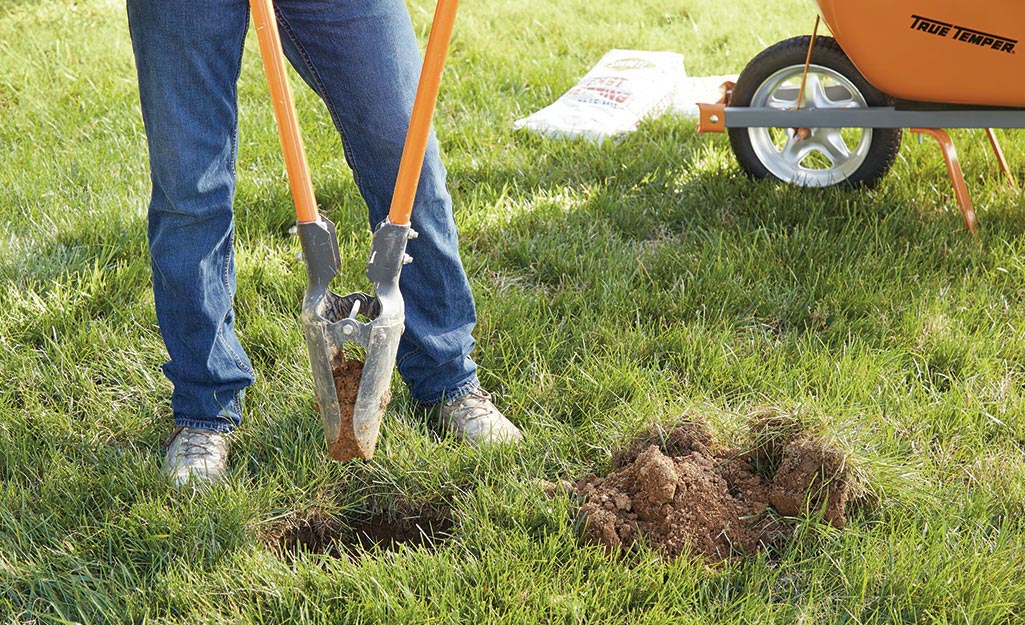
[
  {"left": 795, "top": 15, "right": 820, "bottom": 110},
  {"left": 912, "top": 128, "right": 978, "bottom": 236},
  {"left": 388, "top": 0, "right": 460, "bottom": 226},
  {"left": 984, "top": 128, "right": 1017, "bottom": 189},
  {"left": 249, "top": 0, "right": 319, "bottom": 224}
]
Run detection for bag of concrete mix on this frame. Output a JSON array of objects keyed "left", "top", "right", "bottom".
[
  {"left": 513, "top": 49, "right": 684, "bottom": 141},
  {"left": 671, "top": 74, "right": 740, "bottom": 117}
]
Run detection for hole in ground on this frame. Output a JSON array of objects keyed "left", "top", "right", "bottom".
[{"left": 267, "top": 505, "right": 454, "bottom": 561}]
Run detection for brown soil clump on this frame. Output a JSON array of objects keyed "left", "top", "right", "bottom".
[
  {"left": 325, "top": 352, "right": 370, "bottom": 461},
  {"left": 573, "top": 413, "right": 854, "bottom": 563},
  {"left": 331, "top": 351, "right": 363, "bottom": 419},
  {"left": 769, "top": 437, "right": 849, "bottom": 527}
]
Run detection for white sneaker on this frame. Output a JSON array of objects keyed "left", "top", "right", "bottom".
[
  {"left": 438, "top": 388, "right": 524, "bottom": 445},
  {"left": 161, "top": 426, "right": 230, "bottom": 488}
]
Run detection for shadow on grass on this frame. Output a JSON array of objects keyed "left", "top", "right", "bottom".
[
  {"left": 447, "top": 121, "right": 1025, "bottom": 412},
  {"left": 0, "top": 214, "right": 152, "bottom": 346},
  {"left": 454, "top": 120, "right": 1025, "bottom": 310}
]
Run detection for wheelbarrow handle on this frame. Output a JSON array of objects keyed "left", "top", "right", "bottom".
[
  {"left": 249, "top": 0, "right": 319, "bottom": 224},
  {"left": 389, "top": 0, "right": 460, "bottom": 226}
]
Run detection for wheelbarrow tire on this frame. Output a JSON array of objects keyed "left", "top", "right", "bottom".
[{"left": 728, "top": 35, "right": 902, "bottom": 189}]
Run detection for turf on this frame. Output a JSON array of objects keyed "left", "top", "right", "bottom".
[{"left": 2, "top": 0, "right": 1025, "bottom": 623}]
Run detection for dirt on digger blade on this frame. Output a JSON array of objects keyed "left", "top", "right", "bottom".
[{"left": 327, "top": 352, "right": 369, "bottom": 461}]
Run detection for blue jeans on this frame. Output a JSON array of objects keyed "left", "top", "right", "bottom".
[{"left": 126, "top": 0, "right": 479, "bottom": 432}]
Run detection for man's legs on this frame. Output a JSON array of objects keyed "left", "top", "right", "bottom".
[
  {"left": 274, "top": 0, "right": 521, "bottom": 441},
  {"left": 128, "top": 0, "right": 520, "bottom": 463},
  {"left": 127, "top": 0, "right": 253, "bottom": 482}
]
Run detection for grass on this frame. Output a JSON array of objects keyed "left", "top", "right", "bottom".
[{"left": 2, "top": 0, "right": 1025, "bottom": 622}]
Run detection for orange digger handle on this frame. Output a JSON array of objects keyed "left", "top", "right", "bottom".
[
  {"left": 388, "top": 0, "right": 460, "bottom": 226},
  {"left": 249, "top": 0, "right": 319, "bottom": 224}
]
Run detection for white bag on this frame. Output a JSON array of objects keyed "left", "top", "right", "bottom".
[
  {"left": 670, "top": 74, "right": 740, "bottom": 118},
  {"left": 513, "top": 49, "right": 685, "bottom": 141}
]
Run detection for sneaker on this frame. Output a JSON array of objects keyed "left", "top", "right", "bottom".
[
  {"left": 161, "top": 426, "right": 230, "bottom": 488},
  {"left": 437, "top": 388, "right": 524, "bottom": 445}
]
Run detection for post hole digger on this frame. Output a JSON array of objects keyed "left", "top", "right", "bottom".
[{"left": 249, "top": 0, "right": 459, "bottom": 461}]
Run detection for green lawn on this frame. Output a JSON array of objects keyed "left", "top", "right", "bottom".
[{"left": 2, "top": 0, "right": 1025, "bottom": 623}]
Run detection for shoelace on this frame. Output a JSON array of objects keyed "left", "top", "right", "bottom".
[
  {"left": 446, "top": 389, "right": 493, "bottom": 421},
  {"left": 166, "top": 427, "right": 224, "bottom": 461}
]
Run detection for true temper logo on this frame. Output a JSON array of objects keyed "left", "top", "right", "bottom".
[{"left": 910, "top": 14, "right": 1017, "bottom": 54}]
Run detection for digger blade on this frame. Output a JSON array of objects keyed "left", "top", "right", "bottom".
[{"left": 297, "top": 217, "right": 412, "bottom": 461}]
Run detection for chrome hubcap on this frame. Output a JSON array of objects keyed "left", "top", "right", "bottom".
[{"left": 747, "top": 64, "right": 871, "bottom": 187}]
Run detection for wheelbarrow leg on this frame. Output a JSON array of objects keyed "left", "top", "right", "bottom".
[
  {"left": 912, "top": 128, "right": 977, "bottom": 236},
  {"left": 984, "top": 128, "right": 1017, "bottom": 189}
]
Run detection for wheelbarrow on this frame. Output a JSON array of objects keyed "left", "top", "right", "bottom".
[{"left": 697, "top": 0, "right": 1025, "bottom": 235}]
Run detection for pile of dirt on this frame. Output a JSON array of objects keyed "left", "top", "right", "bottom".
[{"left": 569, "top": 412, "right": 853, "bottom": 562}]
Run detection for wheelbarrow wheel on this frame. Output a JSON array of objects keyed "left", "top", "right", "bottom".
[{"left": 728, "top": 35, "right": 902, "bottom": 188}]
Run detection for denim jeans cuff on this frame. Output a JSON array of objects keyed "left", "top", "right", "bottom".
[
  {"left": 173, "top": 416, "right": 237, "bottom": 434},
  {"left": 420, "top": 374, "right": 480, "bottom": 408}
]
